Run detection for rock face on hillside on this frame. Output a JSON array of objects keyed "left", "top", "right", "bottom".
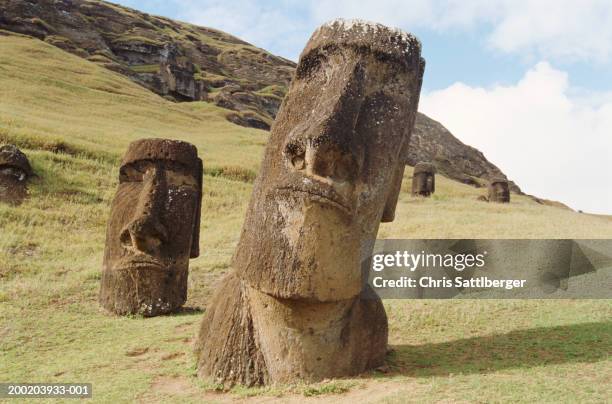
[
  {"left": 410, "top": 114, "right": 521, "bottom": 192},
  {"left": 0, "top": 0, "right": 520, "bottom": 191},
  {"left": 0, "top": 0, "right": 294, "bottom": 128}
]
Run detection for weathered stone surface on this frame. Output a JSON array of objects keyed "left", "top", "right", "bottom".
[
  {"left": 196, "top": 19, "right": 424, "bottom": 385},
  {"left": 99, "top": 138, "right": 203, "bottom": 316},
  {"left": 213, "top": 87, "right": 281, "bottom": 130},
  {"left": 0, "top": 144, "right": 32, "bottom": 205},
  {"left": 488, "top": 177, "right": 510, "bottom": 203},
  {"left": 412, "top": 161, "right": 435, "bottom": 197},
  {"left": 157, "top": 43, "right": 206, "bottom": 101},
  {"left": 226, "top": 112, "right": 270, "bottom": 131}
]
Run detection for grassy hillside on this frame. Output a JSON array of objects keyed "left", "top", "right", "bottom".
[
  {"left": 0, "top": 0, "right": 295, "bottom": 129},
  {"left": 1, "top": 33, "right": 611, "bottom": 403},
  {"left": 0, "top": 31, "right": 269, "bottom": 170}
]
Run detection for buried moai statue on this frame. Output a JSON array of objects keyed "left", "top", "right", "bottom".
[
  {"left": 488, "top": 177, "right": 510, "bottom": 203},
  {"left": 195, "top": 19, "right": 425, "bottom": 386},
  {"left": 99, "top": 139, "right": 203, "bottom": 316},
  {"left": 0, "top": 145, "right": 33, "bottom": 205},
  {"left": 411, "top": 162, "right": 435, "bottom": 197}
]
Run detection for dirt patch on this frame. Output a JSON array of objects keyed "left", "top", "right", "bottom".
[
  {"left": 0, "top": 175, "right": 28, "bottom": 205},
  {"left": 163, "top": 336, "right": 192, "bottom": 345},
  {"left": 125, "top": 347, "right": 149, "bottom": 357},
  {"left": 150, "top": 376, "right": 198, "bottom": 397},
  {"left": 7, "top": 242, "right": 39, "bottom": 257},
  {"left": 161, "top": 352, "right": 184, "bottom": 361},
  {"left": 195, "top": 379, "right": 426, "bottom": 403},
  {"left": 174, "top": 322, "right": 194, "bottom": 332}
]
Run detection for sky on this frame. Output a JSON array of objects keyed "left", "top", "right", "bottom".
[{"left": 113, "top": 0, "right": 612, "bottom": 214}]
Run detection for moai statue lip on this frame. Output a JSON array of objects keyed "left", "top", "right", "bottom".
[
  {"left": 99, "top": 138, "right": 203, "bottom": 316},
  {"left": 0, "top": 144, "right": 33, "bottom": 205},
  {"left": 231, "top": 19, "right": 426, "bottom": 303},
  {"left": 488, "top": 177, "right": 510, "bottom": 203},
  {"left": 412, "top": 161, "right": 436, "bottom": 197}
]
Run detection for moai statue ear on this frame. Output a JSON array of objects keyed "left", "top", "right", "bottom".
[
  {"left": 190, "top": 157, "right": 203, "bottom": 258},
  {"left": 382, "top": 57, "right": 424, "bottom": 223},
  {"left": 381, "top": 163, "right": 405, "bottom": 222}
]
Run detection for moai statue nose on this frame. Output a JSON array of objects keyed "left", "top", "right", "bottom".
[
  {"left": 120, "top": 166, "right": 169, "bottom": 255},
  {"left": 286, "top": 137, "right": 356, "bottom": 186}
]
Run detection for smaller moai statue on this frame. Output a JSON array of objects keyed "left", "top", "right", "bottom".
[
  {"left": 0, "top": 144, "right": 33, "bottom": 205},
  {"left": 411, "top": 162, "right": 435, "bottom": 197},
  {"left": 99, "top": 139, "right": 203, "bottom": 316},
  {"left": 488, "top": 177, "right": 510, "bottom": 203}
]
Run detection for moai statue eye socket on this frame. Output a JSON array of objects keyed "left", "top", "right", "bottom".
[
  {"left": 99, "top": 138, "right": 203, "bottom": 316},
  {"left": 196, "top": 19, "right": 425, "bottom": 386},
  {"left": 488, "top": 177, "right": 510, "bottom": 203},
  {"left": 0, "top": 144, "right": 33, "bottom": 205},
  {"left": 411, "top": 162, "right": 436, "bottom": 197}
]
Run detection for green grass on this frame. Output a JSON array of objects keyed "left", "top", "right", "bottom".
[
  {"left": 111, "top": 35, "right": 163, "bottom": 47},
  {"left": 1, "top": 33, "right": 611, "bottom": 403},
  {"left": 302, "top": 381, "right": 355, "bottom": 397},
  {"left": 129, "top": 64, "right": 160, "bottom": 74},
  {"left": 255, "top": 84, "right": 287, "bottom": 99}
]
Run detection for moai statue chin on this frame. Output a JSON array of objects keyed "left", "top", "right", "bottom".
[
  {"left": 99, "top": 139, "right": 203, "bottom": 317},
  {"left": 0, "top": 145, "right": 33, "bottom": 205},
  {"left": 196, "top": 19, "right": 425, "bottom": 386},
  {"left": 488, "top": 177, "right": 510, "bottom": 203},
  {"left": 411, "top": 162, "right": 435, "bottom": 197}
]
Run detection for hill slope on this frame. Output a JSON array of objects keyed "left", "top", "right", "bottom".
[
  {"left": 411, "top": 113, "right": 521, "bottom": 192},
  {"left": 0, "top": 0, "right": 522, "bottom": 191},
  {"left": 0, "top": 0, "right": 294, "bottom": 129},
  {"left": 1, "top": 32, "right": 611, "bottom": 403}
]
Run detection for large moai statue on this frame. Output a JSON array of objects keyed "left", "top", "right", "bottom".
[
  {"left": 488, "top": 177, "right": 510, "bottom": 203},
  {"left": 99, "top": 139, "right": 203, "bottom": 316},
  {"left": 196, "top": 19, "right": 425, "bottom": 386},
  {"left": 411, "top": 162, "right": 435, "bottom": 197},
  {"left": 0, "top": 144, "right": 33, "bottom": 205}
]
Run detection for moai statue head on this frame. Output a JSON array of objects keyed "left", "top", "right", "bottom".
[
  {"left": 0, "top": 145, "right": 33, "bottom": 205},
  {"left": 411, "top": 162, "right": 435, "bottom": 197},
  {"left": 488, "top": 177, "right": 510, "bottom": 203},
  {"left": 99, "top": 139, "right": 203, "bottom": 316},
  {"left": 232, "top": 19, "right": 425, "bottom": 302}
]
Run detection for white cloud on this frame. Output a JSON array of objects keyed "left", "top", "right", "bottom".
[
  {"left": 485, "top": 0, "right": 612, "bottom": 63},
  {"left": 172, "top": 0, "right": 311, "bottom": 58},
  {"left": 312, "top": 0, "right": 612, "bottom": 63},
  {"left": 420, "top": 62, "right": 612, "bottom": 214},
  {"left": 166, "top": 0, "right": 612, "bottom": 64}
]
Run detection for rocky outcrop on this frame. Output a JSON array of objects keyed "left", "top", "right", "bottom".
[
  {"left": 213, "top": 85, "right": 284, "bottom": 130},
  {"left": 0, "top": 144, "right": 33, "bottom": 205},
  {"left": 0, "top": 0, "right": 294, "bottom": 125},
  {"left": 158, "top": 43, "right": 206, "bottom": 101},
  {"left": 409, "top": 113, "right": 522, "bottom": 193}
]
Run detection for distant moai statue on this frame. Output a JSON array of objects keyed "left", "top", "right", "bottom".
[
  {"left": 99, "top": 139, "right": 203, "bottom": 316},
  {"left": 0, "top": 144, "right": 33, "bottom": 205},
  {"left": 195, "top": 19, "right": 425, "bottom": 386},
  {"left": 411, "top": 162, "right": 435, "bottom": 197},
  {"left": 488, "top": 177, "right": 510, "bottom": 203}
]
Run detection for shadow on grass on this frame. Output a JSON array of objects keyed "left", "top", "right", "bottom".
[
  {"left": 169, "top": 306, "right": 204, "bottom": 317},
  {"left": 386, "top": 321, "right": 611, "bottom": 377}
]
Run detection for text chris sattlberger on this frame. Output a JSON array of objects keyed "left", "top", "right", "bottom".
[{"left": 370, "top": 251, "right": 527, "bottom": 290}]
